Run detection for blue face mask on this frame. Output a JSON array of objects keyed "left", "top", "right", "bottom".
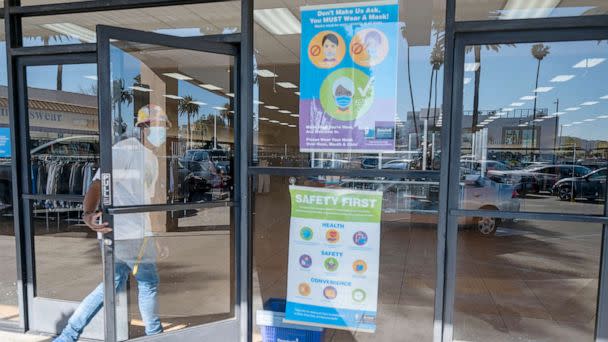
[
  {"left": 147, "top": 127, "right": 166, "bottom": 147},
  {"left": 335, "top": 95, "right": 352, "bottom": 109}
]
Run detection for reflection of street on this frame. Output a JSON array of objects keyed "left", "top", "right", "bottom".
[
  {"left": 253, "top": 176, "right": 599, "bottom": 341},
  {"left": 518, "top": 193, "right": 603, "bottom": 215},
  {"left": 455, "top": 219, "right": 600, "bottom": 341}
]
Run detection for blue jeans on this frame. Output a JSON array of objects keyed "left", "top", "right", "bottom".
[{"left": 54, "top": 239, "right": 162, "bottom": 342}]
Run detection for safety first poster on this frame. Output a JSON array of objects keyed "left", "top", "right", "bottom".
[
  {"left": 285, "top": 186, "right": 382, "bottom": 332},
  {"left": 299, "top": 1, "right": 399, "bottom": 152}
]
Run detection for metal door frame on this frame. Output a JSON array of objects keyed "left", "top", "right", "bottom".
[
  {"left": 96, "top": 25, "right": 244, "bottom": 342},
  {"left": 14, "top": 53, "right": 105, "bottom": 338},
  {"left": 440, "top": 25, "right": 608, "bottom": 342}
]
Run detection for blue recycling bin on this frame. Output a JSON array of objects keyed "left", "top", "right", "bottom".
[{"left": 258, "top": 298, "right": 324, "bottom": 342}]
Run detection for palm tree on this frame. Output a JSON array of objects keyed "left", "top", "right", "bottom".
[
  {"left": 39, "top": 34, "right": 70, "bottom": 90},
  {"left": 401, "top": 27, "right": 420, "bottom": 147},
  {"left": 429, "top": 38, "right": 444, "bottom": 131},
  {"left": 111, "top": 78, "right": 133, "bottom": 138},
  {"left": 178, "top": 95, "right": 200, "bottom": 146},
  {"left": 530, "top": 43, "right": 550, "bottom": 149},
  {"left": 466, "top": 44, "right": 513, "bottom": 133}
]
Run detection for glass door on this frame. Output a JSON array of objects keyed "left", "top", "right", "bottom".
[
  {"left": 444, "top": 30, "right": 608, "bottom": 342},
  {"left": 96, "top": 26, "right": 240, "bottom": 341},
  {"left": 16, "top": 55, "right": 105, "bottom": 340}
]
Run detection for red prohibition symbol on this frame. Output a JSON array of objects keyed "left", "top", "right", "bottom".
[
  {"left": 352, "top": 42, "right": 364, "bottom": 55},
  {"left": 310, "top": 44, "right": 321, "bottom": 56}
]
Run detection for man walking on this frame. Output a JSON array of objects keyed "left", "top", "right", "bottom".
[{"left": 54, "top": 104, "right": 170, "bottom": 342}]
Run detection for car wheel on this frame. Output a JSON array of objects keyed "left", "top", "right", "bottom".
[
  {"left": 558, "top": 186, "right": 573, "bottom": 201},
  {"left": 475, "top": 216, "right": 497, "bottom": 236}
]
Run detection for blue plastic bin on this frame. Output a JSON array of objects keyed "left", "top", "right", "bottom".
[{"left": 257, "top": 298, "right": 324, "bottom": 342}]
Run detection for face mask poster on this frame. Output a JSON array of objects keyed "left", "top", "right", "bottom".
[
  {"left": 299, "top": 0, "right": 398, "bottom": 152},
  {"left": 285, "top": 186, "right": 382, "bottom": 332}
]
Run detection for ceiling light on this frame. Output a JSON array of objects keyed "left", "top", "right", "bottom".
[
  {"left": 254, "top": 100, "right": 264, "bottom": 105},
  {"left": 189, "top": 101, "right": 206, "bottom": 106},
  {"left": 226, "top": 93, "right": 235, "bottom": 97},
  {"left": 280, "top": 123, "right": 289, "bottom": 126},
  {"left": 597, "top": 115, "right": 608, "bottom": 119},
  {"left": 573, "top": 58, "right": 606, "bottom": 68},
  {"left": 566, "top": 107, "right": 580, "bottom": 111},
  {"left": 265, "top": 105, "right": 279, "bottom": 110},
  {"left": 534, "top": 86, "right": 553, "bottom": 93},
  {"left": 41, "top": 23, "right": 96, "bottom": 43},
  {"left": 533, "top": 118, "right": 544, "bottom": 122},
  {"left": 294, "top": 92, "right": 300, "bottom": 96},
  {"left": 162, "top": 72, "right": 192, "bottom": 81},
  {"left": 290, "top": 114, "right": 300, "bottom": 117},
  {"left": 499, "top": 0, "right": 560, "bottom": 19},
  {"left": 255, "top": 69, "right": 278, "bottom": 77},
  {"left": 254, "top": 8, "right": 301, "bottom": 35},
  {"left": 288, "top": 124, "right": 296, "bottom": 128},
  {"left": 563, "top": 124, "right": 572, "bottom": 127},
  {"left": 584, "top": 119, "right": 596, "bottom": 122},
  {"left": 510, "top": 102, "right": 524, "bottom": 106},
  {"left": 84, "top": 75, "right": 97, "bottom": 81},
  {"left": 600, "top": 95, "right": 608, "bottom": 100},
  {"left": 496, "top": 112, "right": 507, "bottom": 116},
  {"left": 259, "top": 117, "right": 269, "bottom": 121},
  {"left": 163, "top": 94, "right": 184, "bottom": 100},
  {"left": 572, "top": 121, "right": 583, "bottom": 125},
  {"left": 464, "top": 63, "right": 480, "bottom": 72},
  {"left": 518, "top": 123, "right": 528, "bottom": 127},
  {"left": 520, "top": 95, "right": 536, "bottom": 100},
  {"left": 200, "top": 84, "right": 223, "bottom": 91},
  {"left": 581, "top": 101, "right": 598, "bottom": 106},
  {"left": 502, "top": 108, "right": 514, "bottom": 111},
  {"left": 269, "top": 120, "right": 280, "bottom": 123},
  {"left": 550, "top": 75, "right": 575, "bottom": 82},
  {"left": 276, "top": 82, "right": 298, "bottom": 89},
  {"left": 279, "top": 110, "right": 291, "bottom": 114},
  {"left": 129, "top": 86, "right": 153, "bottom": 92},
  {"left": 213, "top": 106, "right": 225, "bottom": 110},
  {"left": 553, "top": 112, "right": 565, "bottom": 115},
  {"left": 463, "top": 77, "right": 472, "bottom": 85}
]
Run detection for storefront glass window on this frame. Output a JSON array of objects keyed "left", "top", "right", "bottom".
[
  {"left": 454, "top": 219, "right": 601, "bottom": 341},
  {"left": 253, "top": 0, "right": 446, "bottom": 172},
  {"left": 459, "top": 40, "right": 608, "bottom": 218},
  {"left": 456, "top": 0, "right": 608, "bottom": 21},
  {"left": 0, "top": 19, "right": 19, "bottom": 323},
  {"left": 26, "top": 63, "right": 102, "bottom": 303},
  {"left": 252, "top": 174, "right": 437, "bottom": 341},
  {"left": 107, "top": 40, "right": 236, "bottom": 338},
  {"left": 21, "top": 1, "right": 241, "bottom": 47}
]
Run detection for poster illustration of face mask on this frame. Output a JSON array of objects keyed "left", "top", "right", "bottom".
[{"left": 299, "top": 0, "right": 398, "bottom": 153}]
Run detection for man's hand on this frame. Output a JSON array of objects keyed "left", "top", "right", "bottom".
[{"left": 83, "top": 211, "right": 112, "bottom": 234}]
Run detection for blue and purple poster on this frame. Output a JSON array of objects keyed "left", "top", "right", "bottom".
[{"left": 299, "top": 1, "right": 399, "bottom": 153}]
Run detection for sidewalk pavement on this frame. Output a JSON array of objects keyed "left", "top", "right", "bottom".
[{"left": 0, "top": 331, "right": 52, "bottom": 342}]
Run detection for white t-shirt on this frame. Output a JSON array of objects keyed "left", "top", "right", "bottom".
[{"left": 93, "top": 137, "right": 159, "bottom": 240}]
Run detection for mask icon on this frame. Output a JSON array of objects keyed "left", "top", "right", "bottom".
[
  {"left": 147, "top": 127, "right": 166, "bottom": 147},
  {"left": 335, "top": 95, "right": 352, "bottom": 109},
  {"left": 332, "top": 76, "right": 355, "bottom": 112}
]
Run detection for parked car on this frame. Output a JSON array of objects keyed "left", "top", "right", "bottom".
[
  {"left": 182, "top": 149, "right": 223, "bottom": 190},
  {"left": 339, "top": 173, "right": 519, "bottom": 236},
  {"left": 460, "top": 160, "right": 511, "bottom": 175},
  {"left": 460, "top": 175, "right": 520, "bottom": 235},
  {"left": 489, "top": 165, "right": 591, "bottom": 194},
  {"left": 381, "top": 159, "right": 412, "bottom": 170},
  {"left": 552, "top": 167, "right": 607, "bottom": 201},
  {"left": 576, "top": 159, "right": 608, "bottom": 171}
]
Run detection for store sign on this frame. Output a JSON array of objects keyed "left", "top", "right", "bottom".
[
  {"left": 285, "top": 186, "right": 382, "bottom": 332},
  {"left": 299, "top": 0, "right": 399, "bottom": 152},
  {"left": 0, "top": 128, "right": 11, "bottom": 158}
]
